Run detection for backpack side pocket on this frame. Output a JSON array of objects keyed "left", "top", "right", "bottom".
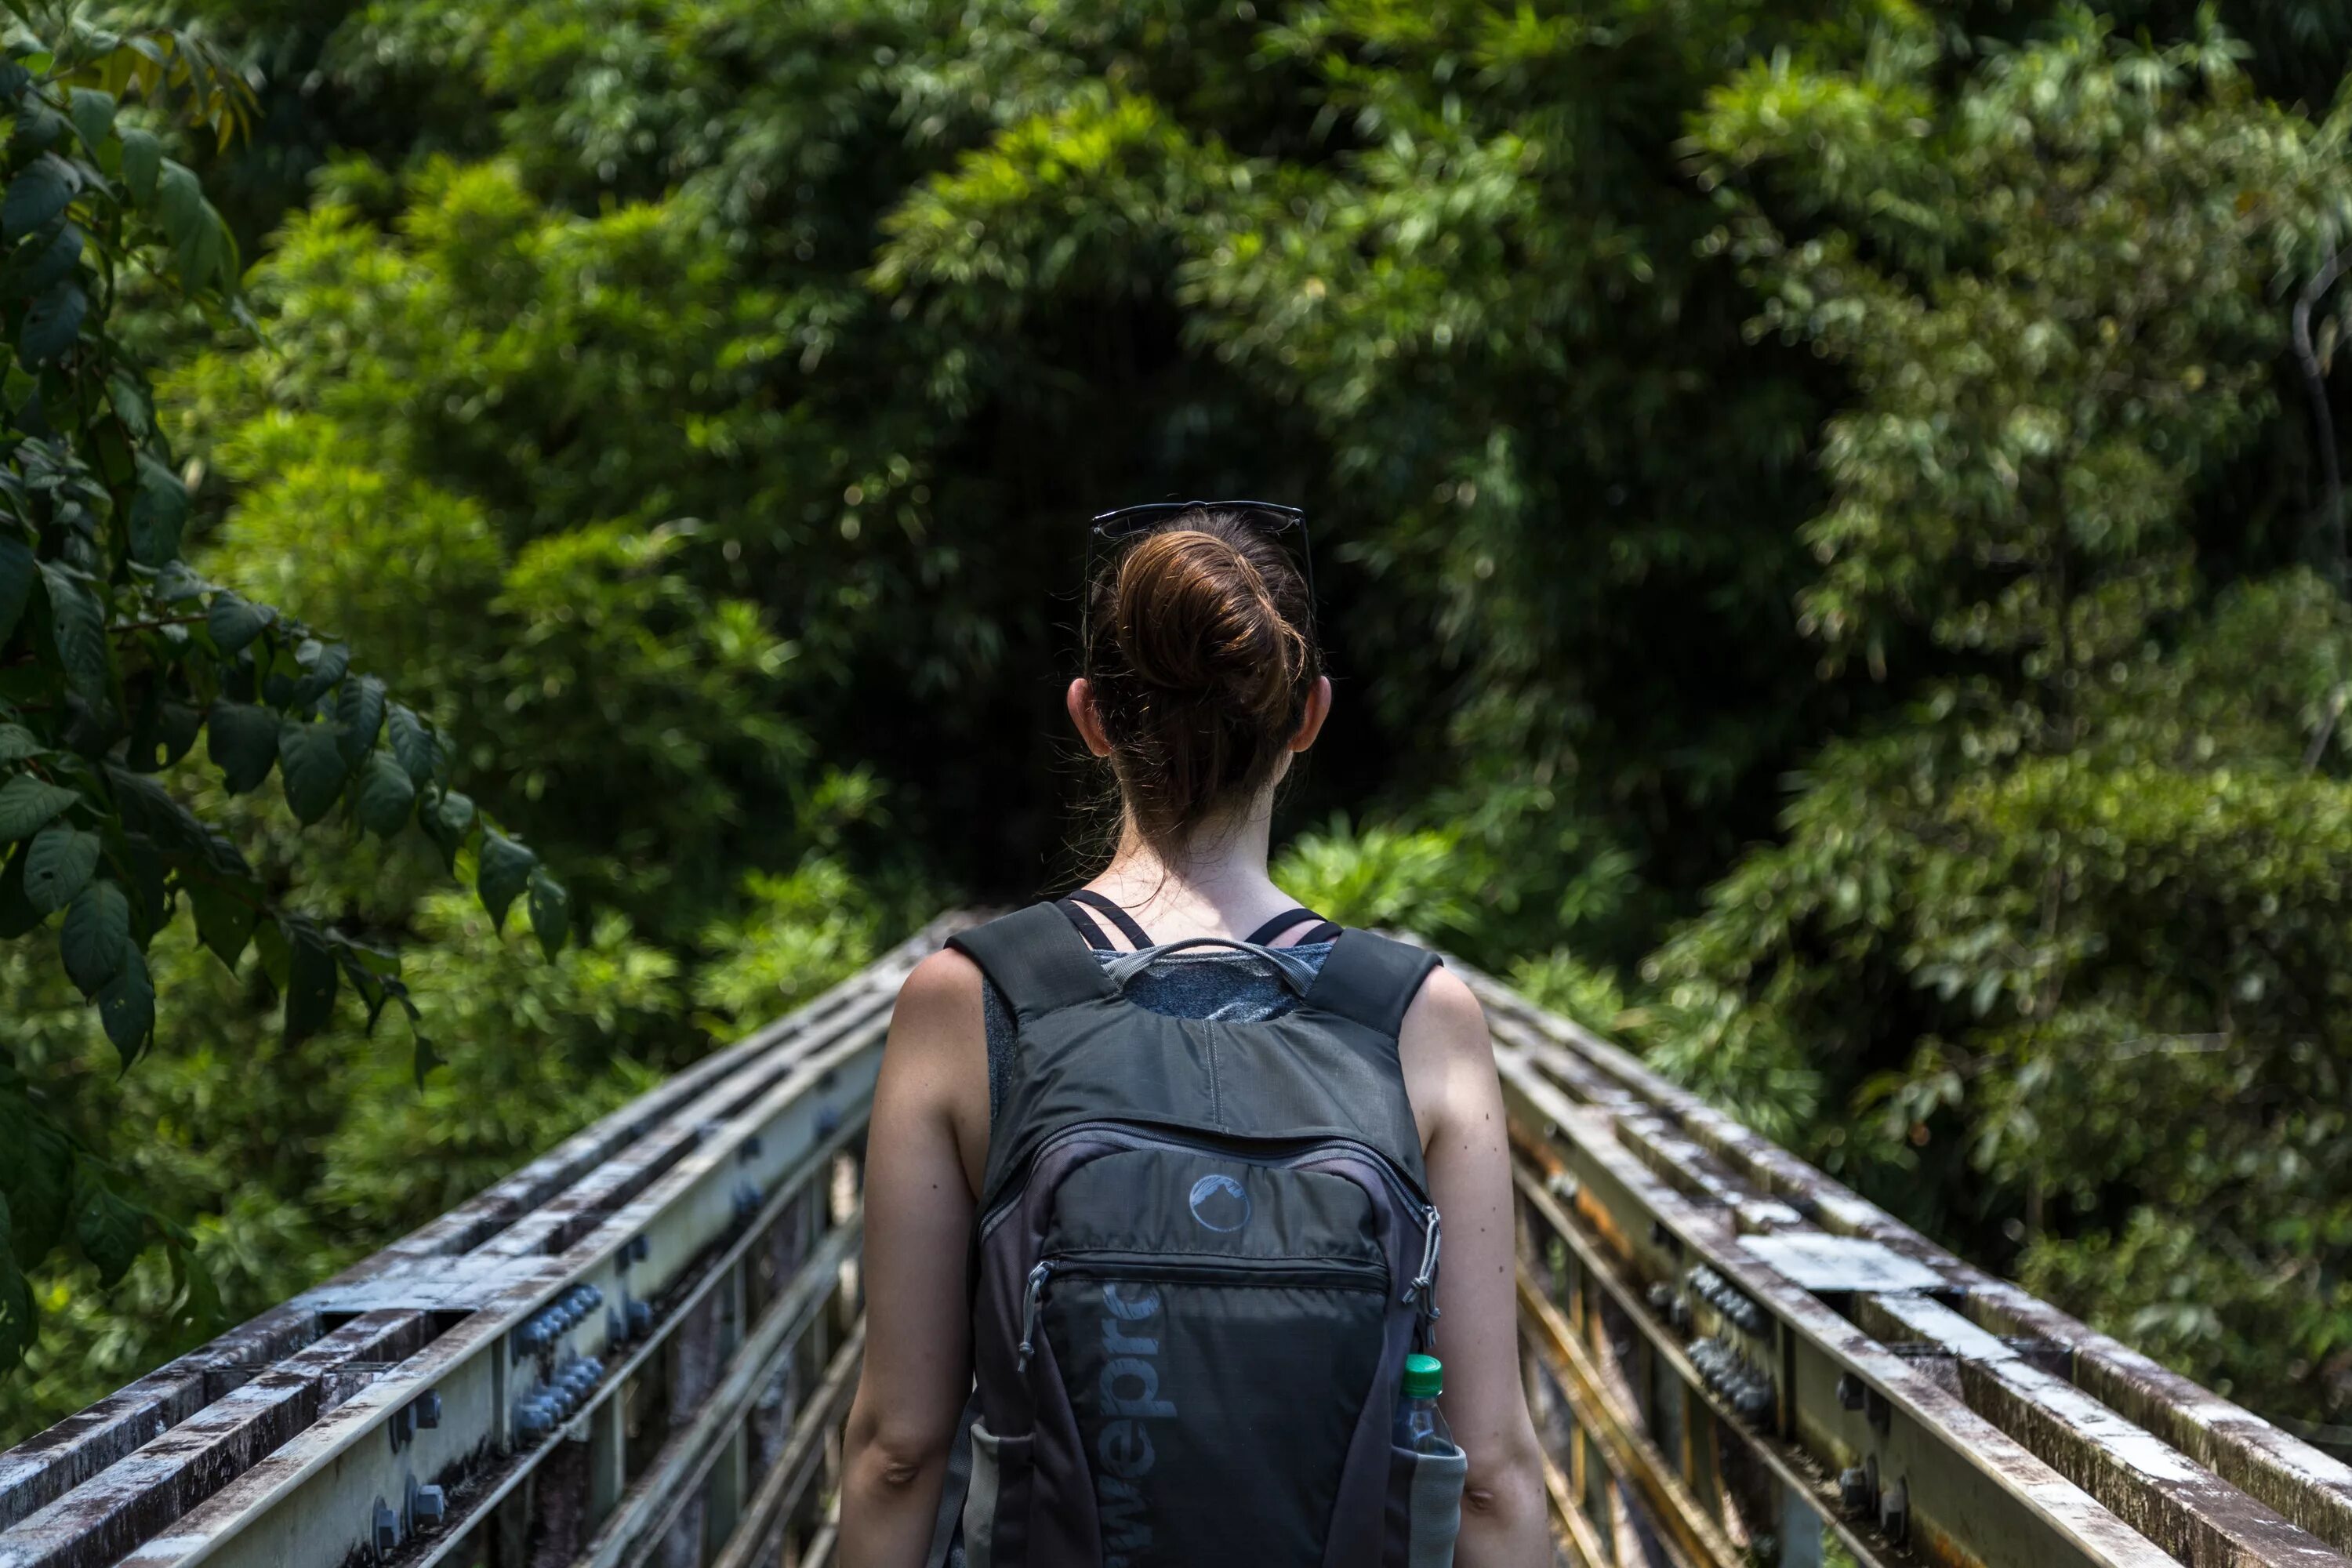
[
  {"left": 961, "top": 1421, "right": 1033, "bottom": 1568},
  {"left": 1386, "top": 1440, "right": 1468, "bottom": 1568}
]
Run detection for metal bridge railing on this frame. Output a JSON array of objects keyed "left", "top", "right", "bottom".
[{"left": 2, "top": 913, "right": 2347, "bottom": 1568}]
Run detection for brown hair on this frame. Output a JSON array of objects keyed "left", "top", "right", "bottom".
[{"left": 1082, "top": 508, "right": 1322, "bottom": 851}]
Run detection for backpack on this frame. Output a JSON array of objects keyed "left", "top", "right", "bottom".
[{"left": 935, "top": 902, "right": 1467, "bottom": 1568}]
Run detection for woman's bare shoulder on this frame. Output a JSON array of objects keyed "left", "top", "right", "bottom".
[
  {"left": 1395, "top": 962, "right": 1497, "bottom": 1144},
  {"left": 889, "top": 947, "right": 987, "bottom": 1049},
  {"left": 1399, "top": 963, "right": 1491, "bottom": 1062}
]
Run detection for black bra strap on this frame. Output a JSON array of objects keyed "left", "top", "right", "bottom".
[
  {"left": 948, "top": 903, "right": 1120, "bottom": 1021},
  {"left": 1243, "top": 907, "right": 1340, "bottom": 948},
  {"left": 1064, "top": 887, "right": 1153, "bottom": 949},
  {"left": 1054, "top": 898, "right": 1114, "bottom": 949}
]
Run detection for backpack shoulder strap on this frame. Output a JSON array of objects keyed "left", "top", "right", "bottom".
[
  {"left": 1301, "top": 928, "right": 1442, "bottom": 1039},
  {"left": 947, "top": 902, "right": 1119, "bottom": 1023}
]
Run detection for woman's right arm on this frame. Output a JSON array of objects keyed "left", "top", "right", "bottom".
[
  {"left": 840, "top": 949, "right": 989, "bottom": 1568},
  {"left": 1403, "top": 967, "right": 1553, "bottom": 1566}
]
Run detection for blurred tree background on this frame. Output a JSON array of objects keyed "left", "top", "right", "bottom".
[{"left": 5, "top": 0, "right": 2352, "bottom": 1448}]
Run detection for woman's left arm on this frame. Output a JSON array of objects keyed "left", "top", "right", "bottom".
[
  {"left": 1403, "top": 967, "right": 1552, "bottom": 1567},
  {"left": 840, "top": 949, "right": 989, "bottom": 1568}
]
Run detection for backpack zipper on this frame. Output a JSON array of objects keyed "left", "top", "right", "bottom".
[
  {"left": 981, "top": 1121, "right": 1432, "bottom": 1246},
  {"left": 1015, "top": 1252, "right": 1386, "bottom": 1372}
]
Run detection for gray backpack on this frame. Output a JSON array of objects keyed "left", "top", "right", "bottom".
[{"left": 937, "top": 902, "right": 1466, "bottom": 1568}]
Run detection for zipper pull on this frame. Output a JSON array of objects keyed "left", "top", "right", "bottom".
[
  {"left": 1406, "top": 1206, "right": 1442, "bottom": 1309},
  {"left": 1016, "top": 1261, "right": 1054, "bottom": 1370}
]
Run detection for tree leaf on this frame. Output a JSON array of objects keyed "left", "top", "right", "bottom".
[
  {"left": 282, "top": 924, "right": 338, "bottom": 1045},
  {"left": 69, "top": 1166, "right": 143, "bottom": 1290},
  {"left": 386, "top": 702, "right": 441, "bottom": 784},
  {"left": 0, "top": 529, "right": 31, "bottom": 644},
  {"left": 21, "top": 824, "right": 96, "bottom": 914},
  {"left": 38, "top": 563, "right": 107, "bottom": 706},
  {"left": 0, "top": 222, "right": 82, "bottom": 300},
  {"left": 153, "top": 160, "right": 205, "bottom": 250},
  {"left": 477, "top": 829, "right": 535, "bottom": 931},
  {"left": 205, "top": 591, "right": 267, "bottom": 655},
  {"left": 205, "top": 701, "right": 278, "bottom": 793},
  {"left": 20, "top": 278, "right": 86, "bottom": 364},
  {"left": 125, "top": 455, "right": 187, "bottom": 566},
  {"left": 0, "top": 1096, "right": 70, "bottom": 1266},
  {"left": 423, "top": 788, "right": 473, "bottom": 870},
  {"left": 0, "top": 775, "right": 76, "bottom": 840},
  {"left": 0, "top": 841, "right": 39, "bottom": 938},
  {"left": 2, "top": 156, "right": 71, "bottom": 242},
  {"left": 333, "top": 674, "right": 385, "bottom": 768},
  {"left": 354, "top": 750, "right": 416, "bottom": 838},
  {"left": 184, "top": 873, "right": 257, "bottom": 971},
  {"left": 276, "top": 718, "right": 349, "bottom": 826},
  {"left": 125, "top": 695, "right": 201, "bottom": 774},
  {"left": 527, "top": 867, "right": 569, "bottom": 960},
  {"left": 118, "top": 128, "right": 158, "bottom": 207},
  {"left": 0, "top": 724, "right": 43, "bottom": 762},
  {"left": 96, "top": 944, "right": 153, "bottom": 1063},
  {"left": 59, "top": 878, "right": 128, "bottom": 996},
  {"left": 67, "top": 88, "right": 114, "bottom": 154}
]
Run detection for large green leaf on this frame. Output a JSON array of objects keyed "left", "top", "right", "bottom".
[
  {"left": 477, "top": 829, "right": 535, "bottom": 931},
  {"left": 126, "top": 456, "right": 187, "bottom": 566},
  {"left": 334, "top": 674, "right": 386, "bottom": 767},
  {"left": 277, "top": 718, "right": 350, "bottom": 826},
  {"left": 527, "top": 867, "right": 570, "bottom": 960},
  {"left": 385, "top": 702, "right": 441, "bottom": 783},
  {"left": 0, "top": 1094, "right": 70, "bottom": 1266},
  {"left": 282, "top": 924, "right": 338, "bottom": 1045},
  {"left": 20, "top": 279, "right": 87, "bottom": 364},
  {"left": 69, "top": 1167, "right": 143, "bottom": 1290},
  {"left": 21, "top": 824, "right": 96, "bottom": 914},
  {"left": 153, "top": 160, "right": 205, "bottom": 249},
  {"left": 0, "top": 222, "right": 81, "bottom": 300},
  {"left": 0, "top": 841, "right": 38, "bottom": 938},
  {"left": 0, "top": 529, "right": 32, "bottom": 644},
  {"left": 205, "top": 591, "right": 269, "bottom": 655},
  {"left": 38, "top": 563, "right": 107, "bottom": 706},
  {"left": 185, "top": 873, "right": 258, "bottom": 971},
  {"left": 67, "top": 88, "right": 114, "bottom": 153},
  {"left": 423, "top": 787, "right": 474, "bottom": 870},
  {"left": 1, "top": 156, "right": 71, "bottom": 242},
  {"left": 118, "top": 128, "right": 159, "bottom": 208},
  {"left": 205, "top": 701, "right": 278, "bottom": 793},
  {"left": 125, "top": 694, "right": 201, "bottom": 774},
  {"left": 96, "top": 945, "right": 153, "bottom": 1062},
  {"left": 0, "top": 775, "right": 76, "bottom": 840},
  {"left": 0, "top": 725, "right": 42, "bottom": 762},
  {"left": 354, "top": 750, "right": 416, "bottom": 838},
  {"left": 59, "top": 878, "right": 129, "bottom": 996}
]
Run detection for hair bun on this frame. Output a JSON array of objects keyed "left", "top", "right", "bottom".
[
  {"left": 1081, "top": 508, "right": 1323, "bottom": 849},
  {"left": 1112, "top": 529, "right": 1304, "bottom": 725}
]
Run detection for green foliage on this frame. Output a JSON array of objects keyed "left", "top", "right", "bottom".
[
  {"left": 1633, "top": 13, "right": 2352, "bottom": 1418},
  {"left": 0, "top": 8, "right": 572, "bottom": 1381},
  {"left": 1270, "top": 815, "right": 1474, "bottom": 937},
  {"left": 0, "top": 889, "right": 673, "bottom": 1432}
]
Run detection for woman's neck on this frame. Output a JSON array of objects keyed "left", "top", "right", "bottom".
[{"left": 1085, "top": 804, "right": 1298, "bottom": 942}]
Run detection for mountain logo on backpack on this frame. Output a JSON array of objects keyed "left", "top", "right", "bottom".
[{"left": 1187, "top": 1172, "right": 1251, "bottom": 1232}]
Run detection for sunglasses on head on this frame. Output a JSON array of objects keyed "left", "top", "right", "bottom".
[{"left": 1083, "top": 499, "right": 1316, "bottom": 644}]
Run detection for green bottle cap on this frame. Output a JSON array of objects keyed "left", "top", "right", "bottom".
[{"left": 1403, "top": 1353, "right": 1443, "bottom": 1398}]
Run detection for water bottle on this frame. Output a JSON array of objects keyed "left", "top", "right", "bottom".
[{"left": 1394, "top": 1352, "right": 1454, "bottom": 1453}]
